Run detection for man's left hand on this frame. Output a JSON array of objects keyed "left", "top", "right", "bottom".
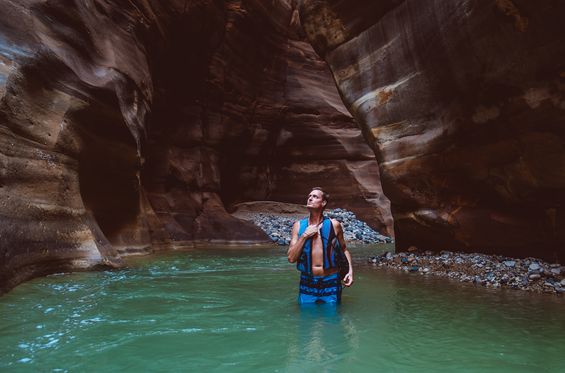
[{"left": 343, "top": 272, "right": 354, "bottom": 287}]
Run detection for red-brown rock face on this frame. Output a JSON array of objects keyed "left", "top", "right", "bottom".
[
  {"left": 300, "top": 0, "right": 565, "bottom": 260},
  {"left": 0, "top": 0, "right": 389, "bottom": 292}
]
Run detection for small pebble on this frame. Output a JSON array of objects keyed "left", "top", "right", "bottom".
[{"left": 503, "top": 260, "right": 516, "bottom": 268}]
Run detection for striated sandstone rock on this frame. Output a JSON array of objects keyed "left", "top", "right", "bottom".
[
  {"left": 300, "top": 0, "right": 565, "bottom": 260},
  {"left": 0, "top": 0, "right": 388, "bottom": 292}
]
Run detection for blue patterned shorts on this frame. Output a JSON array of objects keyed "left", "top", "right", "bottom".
[{"left": 298, "top": 273, "right": 342, "bottom": 304}]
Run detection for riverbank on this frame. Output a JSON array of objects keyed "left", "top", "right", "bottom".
[
  {"left": 369, "top": 249, "right": 565, "bottom": 295},
  {"left": 231, "top": 201, "right": 393, "bottom": 246}
]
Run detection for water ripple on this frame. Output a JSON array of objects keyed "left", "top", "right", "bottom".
[{"left": 0, "top": 247, "right": 563, "bottom": 372}]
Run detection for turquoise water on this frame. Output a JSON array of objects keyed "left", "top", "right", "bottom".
[{"left": 1, "top": 246, "right": 564, "bottom": 372}]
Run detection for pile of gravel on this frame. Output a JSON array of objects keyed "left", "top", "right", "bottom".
[
  {"left": 369, "top": 250, "right": 565, "bottom": 294},
  {"left": 327, "top": 208, "right": 392, "bottom": 244},
  {"left": 249, "top": 208, "right": 392, "bottom": 246}
]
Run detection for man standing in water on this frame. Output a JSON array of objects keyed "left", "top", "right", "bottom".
[{"left": 287, "top": 187, "right": 354, "bottom": 304}]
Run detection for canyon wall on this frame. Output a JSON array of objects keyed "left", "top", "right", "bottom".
[
  {"left": 5, "top": 0, "right": 562, "bottom": 293},
  {"left": 0, "top": 0, "right": 389, "bottom": 292},
  {"left": 300, "top": 0, "right": 565, "bottom": 260}
]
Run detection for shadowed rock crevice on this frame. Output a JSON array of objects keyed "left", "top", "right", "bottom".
[{"left": 74, "top": 100, "right": 145, "bottom": 252}]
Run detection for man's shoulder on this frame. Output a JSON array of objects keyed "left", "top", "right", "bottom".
[
  {"left": 329, "top": 218, "right": 342, "bottom": 229},
  {"left": 293, "top": 217, "right": 308, "bottom": 227}
]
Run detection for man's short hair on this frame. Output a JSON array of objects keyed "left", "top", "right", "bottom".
[{"left": 311, "top": 187, "right": 330, "bottom": 205}]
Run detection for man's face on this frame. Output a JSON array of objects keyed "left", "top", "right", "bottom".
[{"left": 306, "top": 190, "right": 326, "bottom": 209}]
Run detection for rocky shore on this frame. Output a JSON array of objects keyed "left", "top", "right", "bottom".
[
  {"left": 250, "top": 208, "right": 392, "bottom": 246},
  {"left": 369, "top": 250, "right": 565, "bottom": 294},
  {"left": 231, "top": 202, "right": 392, "bottom": 246}
]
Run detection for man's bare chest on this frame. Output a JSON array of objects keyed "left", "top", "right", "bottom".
[{"left": 311, "top": 236, "right": 323, "bottom": 260}]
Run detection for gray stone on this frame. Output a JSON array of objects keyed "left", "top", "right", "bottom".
[
  {"left": 529, "top": 263, "right": 541, "bottom": 272},
  {"left": 529, "top": 273, "right": 541, "bottom": 280},
  {"left": 503, "top": 260, "right": 516, "bottom": 268}
]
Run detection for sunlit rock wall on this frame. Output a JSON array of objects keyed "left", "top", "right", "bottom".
[{"left": 300, "top": 0, "right": 565, "bottom": 260}]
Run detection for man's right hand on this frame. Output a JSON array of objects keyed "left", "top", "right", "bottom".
[{"left": 302, "top": 223, "right": 322, "bottom": 238}]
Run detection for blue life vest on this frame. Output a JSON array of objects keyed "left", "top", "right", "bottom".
[{"left": 296, "top": 217, "right": 342, "bottom": 274}]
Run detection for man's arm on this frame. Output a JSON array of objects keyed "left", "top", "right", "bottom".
[
  {"left": 287, "top": 221, "right": 320, "bottom": 263},
  {"left": 332, "top": 219, "right": 354, "bottom": 287}
]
